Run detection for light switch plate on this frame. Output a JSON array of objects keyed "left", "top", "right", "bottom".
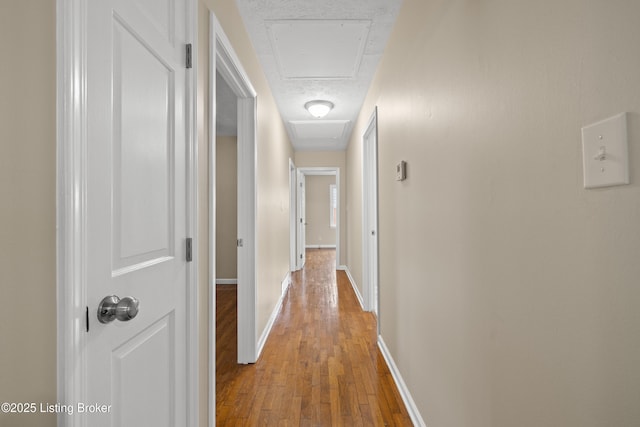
[{"left": 581, "top": 112, "right": 629, "bottom": 189}]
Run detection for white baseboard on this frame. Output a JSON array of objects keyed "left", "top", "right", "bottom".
[
  {"left": 341, "top": 265, "right": 364, "bottom": 311},
  {"left": 378, "top": 336, "right": 427, "bottom": 427},
  {"left": 282, "top": 271, "right": 291, "bottom": 294},
  {"left": 216, "top": 278, "right": 237, "bottom": 285},
  {"left": 256, "top": 271, "right": 291, "bottom": 358},
  {"left": 305, "top": 244, "right": 336, "bottom": 249}
]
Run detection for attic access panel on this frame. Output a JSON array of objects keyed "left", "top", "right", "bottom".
[{"left": 266, "top": 19, "right": 371, "bottom": 80}]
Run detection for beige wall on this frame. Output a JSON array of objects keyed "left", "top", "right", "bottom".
[
  {"left": 215, "top": 136, "right": 237, "bottom": 279},
  {"left": 294, "top": 151, "right": 347, "bottom": 265},
  {"left": 304, "top": 175, "right": 336, "bottom": 247},
  {"left": 0, "top": 1, "right": 56, "bottom": 426},
  {"left": 346, "top": 0, "right": 640, "bottom": 426},
  {"left": 199, "top": 1, "right": 293, "bottom": 425}
]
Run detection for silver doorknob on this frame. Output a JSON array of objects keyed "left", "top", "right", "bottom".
[{"left": 97, "top": 295, "right": 140, "bottom": 324}]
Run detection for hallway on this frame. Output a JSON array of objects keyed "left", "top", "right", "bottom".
[{"left": 216, "top": 249, "right": 412, "bottom": 426}]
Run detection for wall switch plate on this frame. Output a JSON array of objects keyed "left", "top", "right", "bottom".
[{"left": 582, "top": 112, "right": 629, "bottom": 189}]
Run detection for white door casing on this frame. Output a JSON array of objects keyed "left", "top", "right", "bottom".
[
  {"left": 207, "top": 13, "right": 258, "bottom": 426},
  {"left": 362, "top": 107, "right": 379, "bottom": 320},
  {"left": 209, "top": 11, "right": 258, "bottom": 378},
  {"left": 57, "top": 0, "right": 197, "bottom": 426}
]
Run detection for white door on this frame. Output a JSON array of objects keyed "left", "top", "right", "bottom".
[
  {"left": 297, "top": 170, "right": 306, "bottom": 269},
  {"left": 363, "top": 108, "right": 379, "bottom": 317},
  {"left": 86, "top": 0, "right": 189, "bottom": 425}
]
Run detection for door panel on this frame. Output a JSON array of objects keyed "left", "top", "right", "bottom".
[
  {"left": 112, "top": 314, "right": 175, "bottom": 426},
  {"left": 112, "top": 18, "right": 174, "bottom": 271},
  {"left": 86, "top": 0, "right": 188, "bottom": 425},
  {"left": 129, "top": 0, "right": 175, "bottom": 43}
]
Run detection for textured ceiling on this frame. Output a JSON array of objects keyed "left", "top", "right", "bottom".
[{"left": 236, "top": 0, "right": 403, "bottom": 151}]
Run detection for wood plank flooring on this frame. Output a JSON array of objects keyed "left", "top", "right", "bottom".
[{"left": 216, "top": 249, "right": 413, "bottom": 426}]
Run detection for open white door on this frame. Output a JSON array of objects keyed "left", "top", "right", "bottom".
[
  {"left": 363, "top": 108, "right": 379, "bottom": 318},
  {"left": 297, "top": 170, "right": 307, "bottom": 269},
  {"left": 68, "top": 0, "right": 193, "bottom": 425}
]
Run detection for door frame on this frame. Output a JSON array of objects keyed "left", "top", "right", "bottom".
[
  {"left": 55, "top": 1, "right": 199, "bottom": 426},
  {"left": 362, "top": 107, "right": 379, "bottom": 321},
  {"left": 295, "top": 167, "right": 341, "bottom": 268},
  {"left": 209, "top": 6, "right": 258, "bottom": 371}
]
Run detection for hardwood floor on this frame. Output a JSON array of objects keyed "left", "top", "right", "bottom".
[{"left": 216, "top": 249, "right": 413, "bottom": 426}]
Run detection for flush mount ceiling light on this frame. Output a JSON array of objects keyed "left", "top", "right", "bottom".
[{"left": 305, "top": 100, "right": 334, "bottom": 118}]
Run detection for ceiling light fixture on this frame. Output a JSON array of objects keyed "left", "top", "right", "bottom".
[{"left": 305, "top": 100, "right": 334, "bottom": 118}]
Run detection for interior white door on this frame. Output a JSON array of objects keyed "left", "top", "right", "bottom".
[
  {"left": 297, "top": 170, "right": 306, "bottom": 269},
  {"left": 86, "top": 0, "right": 189, "bottom": 425},
  {"left": 363, "top": 109, "right": 379, "bottom": 317}
]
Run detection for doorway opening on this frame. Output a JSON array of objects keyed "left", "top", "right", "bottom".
[
  {"left": 214, "top": 69, "right": 240, "bottom": 421},
  {"left": 292, "top": 167, "right": 341, "bottom": 271},
  {"left": 215, "top": 70, "right": 238, "bottom": 289}
]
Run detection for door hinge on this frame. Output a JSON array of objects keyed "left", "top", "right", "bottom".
[
  {"left": 186, "top": 43, "right": 192, "bottom": 69},
  {"left": 85, "top": 306, "right": 89, "bottom": 333},
  {"left": 237, "top": 238, "right": 244, "bottom": 248},
  {"left": 300, "top": 253, "right": 303, "bottom": 259},
  {"left": 186, "top": 237, "right": 193, "bottom": 262}
]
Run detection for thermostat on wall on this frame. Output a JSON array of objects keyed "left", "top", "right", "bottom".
[{"left": 396, "top": 161, "right": 407, "bottom": 181}]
